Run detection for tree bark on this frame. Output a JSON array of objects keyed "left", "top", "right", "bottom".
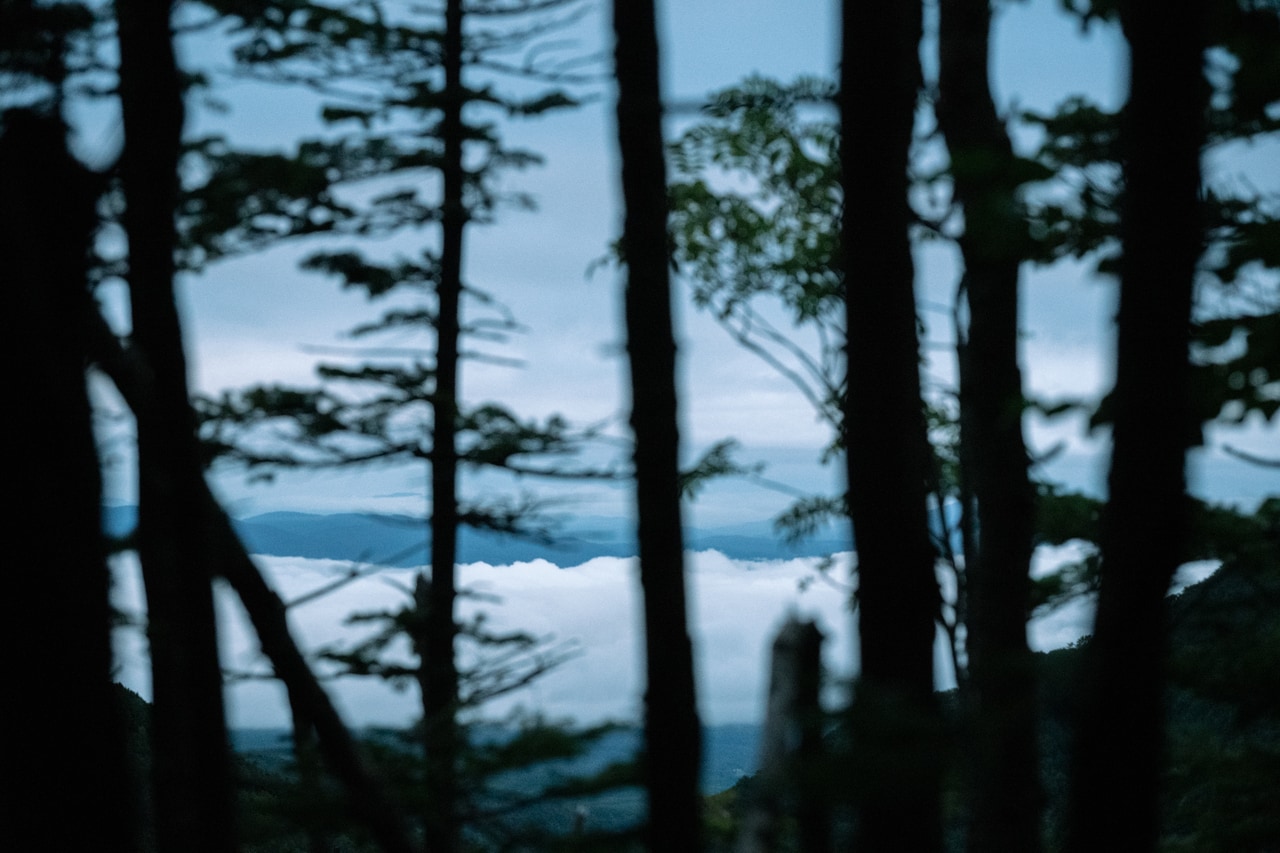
[
  {"left": 611, "top": 1, "right": 704, "bottom": 847},
  {"left": 115, "top": 2, "right": 238, "bottom": 850},
  {"left": 422, "top": 1, "right": 466, "bottom": 850},
  {"left": 4, "top": 108, "right": 139, "bottom": 853},
  {"left": 1066, "top": 1, "right": 1206, "bottom": 851},
  {"left": 935, "top": 2, "right": 1041, "bottom": 850},
  {"left": 839, "top": 1, "right": 943, "bottom": 850}
]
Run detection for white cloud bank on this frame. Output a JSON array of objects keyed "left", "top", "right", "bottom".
[
  {"left": 113, "top": 550, "right": 861, "bottom": 729},
  {"left": 112, "top": 545, "right": 1127, "bottom": 730}
]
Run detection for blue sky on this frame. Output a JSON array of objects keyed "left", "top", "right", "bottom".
[{"left": 88, "top": 0, "right": 1277, "bottom": 727}]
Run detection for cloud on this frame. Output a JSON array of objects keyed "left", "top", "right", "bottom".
[
  {"left": 113, "top": 549, "right": 861, "bottom": 729},
  {"left": 110, "top": 539, "right": 1181, "bottom": 732},
  {"left": 228, "top": 551, "right": 861, "bottom": 729}
]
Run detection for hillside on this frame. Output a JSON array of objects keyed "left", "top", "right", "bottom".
[{"left": 1036, "top": 534, "right": 1280, "bottom": 851}]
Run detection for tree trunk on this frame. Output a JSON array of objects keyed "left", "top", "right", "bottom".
[
  {"left": 424, "top": 0, "right": 466, "bottom": 849},
  {"left": 89, "top": 240, "right": 416, "bottom": 853},
  {"left": 935, "top": 2, "right": 1041, "bottom": 850},
  {"left": 1066, "top": 2, "right": 1206, "bottom": 851},
  {"left": 839, "top": 1, "right": 943, "bottom": 850},
  {"left": 115, "top": 2, "right": 237, "bottom": 850},
  {"left": 611, "top": 1, "right": 704, "bottom": 848},
  {"left": 4, "top": 108, "right": 139, "bottom": 853},
  {"left": 738, "top": 619, "right": 827, "bottom": 853}
]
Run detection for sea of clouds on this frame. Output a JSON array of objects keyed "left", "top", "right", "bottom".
[{"left": 110, "top": 544, "right": 1213, "bottom": 730}]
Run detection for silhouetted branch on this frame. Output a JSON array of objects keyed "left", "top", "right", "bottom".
[{"left": 1222, "top": 444, "right": 1280, "bottom": 468}]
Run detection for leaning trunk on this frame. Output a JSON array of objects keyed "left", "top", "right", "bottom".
[
  {"left": 936, "top": 1, "right": 1041, "bottom": 849},
  {"left": 611, "top": 0, "right": 704, "bottom": 847},
  {"left": 116, "top": 1, "right": 238, "bottom": 850},
  {"left": 88, "top": 181, "right": 416, "bottom": 853},
  {"left": 839, "top": 1, "right": 942, "bottom": 850},
  {"left": 1066, "top": 1, "right": 1206, "bottom": 851}
]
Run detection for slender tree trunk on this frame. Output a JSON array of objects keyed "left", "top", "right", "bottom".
[
  {"left": 935, "top": 2, "right": 1041, "bottom": 850},
  {"left": 424, "top": 0, "right": 466, "bottom": 849},
  {"left": 115, "top": 2, "right": 237, "bottom": 850},
  {"left": 5, "top": 109, "right": 138, "bottom": 853},
  {"left": 839, "top": 1, "right": 943, "bottom": 850},
  {"left": 1066, "top": 2, "right": 1206, "bottom": 851},
  {"left": 611, "top": 1, "right": 704, "bottom": 847}
]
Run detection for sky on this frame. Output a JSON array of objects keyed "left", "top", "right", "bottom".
[
  {"left": 93, "top": 0, "right": 1279, "bottom": 728},
  {"left": 136, "top": 0, "right": 1277, "bottom": 526}
]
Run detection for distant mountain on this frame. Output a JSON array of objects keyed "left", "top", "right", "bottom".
[
  {"left": 102, "top": 505, "right": 851, "bottom": 566},
  {"left": 235, "top": 511, "right": 637, "bottom": 567}
]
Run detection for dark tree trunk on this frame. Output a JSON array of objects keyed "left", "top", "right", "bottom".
[
  {"left": 4, "top": 109, "right": 139, "bottom": 853},
  {"left": 839, "top": 1, "right": 943, "bottom": 850},
  {"left": 611, "top": 1, "right": 704, "bottom": 848},
  {"left": 738, "top": 619, "right": 827, "bottom": 853},
  {"left": 115, "top": 2, "right": 237, "bottom": 850},
  {"left": 424, "top": 0, "right": 466, "bottom": 849},
  {"left": 935, "top": 2, "right": 1041, "bottom": 850},
  {"left": 91, "top": 311, "right": 416, "bottom": 853},
  {"left": 1066, "top": 2, "right": 1206, "bottom": 851},
  {"left": 205, "top": 488, "right": 418, "bottom": 853}
]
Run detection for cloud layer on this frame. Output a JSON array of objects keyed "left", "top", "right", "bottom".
[
  {"left": 111, "top": 544, "right": 1128, "bottom": 731},
  {"left": 113, "top": 550, "right": 860, "bottom": 728}
]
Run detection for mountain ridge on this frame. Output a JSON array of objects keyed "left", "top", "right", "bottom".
[{"left": 102, "top": 505, "right": 852, "bottom": 566}]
